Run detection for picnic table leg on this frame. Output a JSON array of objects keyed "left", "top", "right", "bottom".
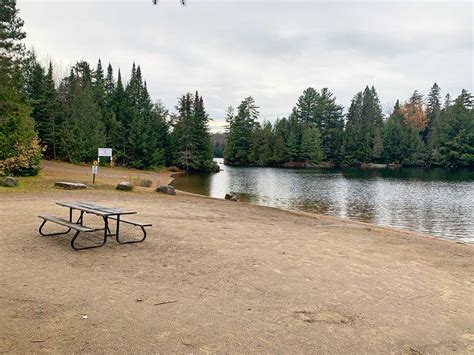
[
  {"left": 116, "top": 215, "right": 120, "bottom": 241},
  {"left": 70, "top": 217, "right": 108, "bottom": 251},
  {"left": 116, "top": 220, "right": 148, "bottom": 245}
]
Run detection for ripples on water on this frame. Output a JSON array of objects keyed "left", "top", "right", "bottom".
[{"left": 173, "top": 159, "right": 474, "bottom": 243}]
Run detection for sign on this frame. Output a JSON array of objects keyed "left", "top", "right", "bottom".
[
  {"left": 98, "top": 148, "right": 113, "bottom": 157},
  {"left": 93, "top": 160, "right": 99, "bottom": 166},
  {"left": 92, "top": 166, "right": 98, "bottom": 174}
]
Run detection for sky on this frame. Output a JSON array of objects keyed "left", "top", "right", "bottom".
[{"left": 18, "top": 0, "right": 473, "bottom": 132}]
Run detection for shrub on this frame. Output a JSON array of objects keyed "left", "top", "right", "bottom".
[{"left": 0, "top": 137, "right": 42, "bottom": 176}]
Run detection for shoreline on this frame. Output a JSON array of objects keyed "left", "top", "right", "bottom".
[
  {"left": 3, "top": 160, "right": 471, "bottom": 244},
  {"left": 173, "top": 187, "right": 473, "bottom": 246}
]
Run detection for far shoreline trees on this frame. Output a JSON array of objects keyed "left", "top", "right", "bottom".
[{"left": 224, "top": 85, "right": 473, "bottom": 169}]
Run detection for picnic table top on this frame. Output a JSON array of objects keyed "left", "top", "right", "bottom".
[{"left": 56, "top": 201, "right": 137, "bottom": 216}]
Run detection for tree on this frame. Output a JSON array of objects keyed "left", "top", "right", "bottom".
[
  {"left": 61, "top": 61, "right": 105, "bottom": 163},
  {"left": 425, "top": 83, "right": 441, "bottom": 143},
  {"left": 173, "top": 92, "right": 217, "bottom": 172},
  {"left": 272, "top": 118, "right": 288, "bottom": 165},
  {"left": 344, "top": 86, "right": 383, "bottom": 163},
  {"left": 401, "top": 90, "right": 427, "bottom": 131},
  {"left": 39, "top": 62, "right": 59, "bottom": 159},
  {"left": 0, "top": 0, "right": 41, "bottom": 176},
  {"left": 382, "top": 100, "right": 423, "bottom": 166},
  {"left": 435, "top": 91, "right": 474, "bottom": 168},
  {"left": 292, "top": 87, "right": 344, "bottom": 163},
  {"left": 300, "top": 125, "right": 323, "bottom": 164},
  {"left": 224, "top": 97, "right": 259, "bottom": 165}
]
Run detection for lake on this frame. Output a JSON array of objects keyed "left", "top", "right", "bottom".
[{"left": 172, "top": 158, "right": 474, "bottom": 243}]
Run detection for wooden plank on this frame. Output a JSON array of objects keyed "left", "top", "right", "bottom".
[
  {"left": 108, "top": 216, "right": 152, "bottom": 227},
  {"left": 76, "top": 201, "right": 136, "bottom": 215},
  {"left": 38, "top": 215, "right": 97, "bottom": 232},
  {"left": 56, "top": 202, "right": 111, "bottom": 216},
  {"left": 56, "top": 201, "right": 137, "bottom": 216}
]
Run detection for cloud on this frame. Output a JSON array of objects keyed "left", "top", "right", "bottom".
[{"left": 19, "top": 0, "right": 473, "bottom": 131}]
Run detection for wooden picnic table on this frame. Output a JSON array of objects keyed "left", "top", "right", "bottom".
[{"left": 38, "top": 201, "right": 151, "bottom": 250}]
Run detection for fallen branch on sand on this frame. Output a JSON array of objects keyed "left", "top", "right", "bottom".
[{"left": 154, "top": 300, "right": 178, "bottom": 306}]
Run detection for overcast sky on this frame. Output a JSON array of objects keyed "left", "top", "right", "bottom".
[{"left": 19, "top": 0, "right": 473, "bottom": 131}]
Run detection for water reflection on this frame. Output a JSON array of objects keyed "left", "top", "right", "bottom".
[{"left": 173, "top": 159, "right": 474, "bottom": 242}]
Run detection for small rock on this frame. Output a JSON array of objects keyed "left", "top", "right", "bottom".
[
  {"left": 136, "top": 298, "right": 143, "bottom": 302},
  {"left": 156, "top": 185, "right": 176, "bottom": 195},
  {"left": 225, "top": 193, "right": 239, "bottom": 202},
  {"left": 116, "top": 181, "right": 133, "bottom": 191},
  {"left": 82, "top": 315, "right": 88, "bottom": 319},
  {"left": 0, "top": 176, "right": 18, "bottom": 187},
  {"left": 55, "top": 181, "right": 87, "bottom": 190}
]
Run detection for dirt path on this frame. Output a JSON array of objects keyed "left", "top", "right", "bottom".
[{"left": 0, "top": 184, "right": 473, "bottom": 353}]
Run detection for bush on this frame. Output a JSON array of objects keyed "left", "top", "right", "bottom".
[{"left": 0, "top": 137, "right": 42, "bottom": 176}]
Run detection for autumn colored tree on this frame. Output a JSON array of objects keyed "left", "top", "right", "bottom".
[{"left": 400, "top": 91, "right": 427, "bottom": 131}]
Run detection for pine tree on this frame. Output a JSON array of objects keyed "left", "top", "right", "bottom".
[
  {"left": 343, "top": 92, "right": 364, "bottom": 163},
  {"left": 224, "top": 97, "right": 259, "bottom": 165},
  {"left": 300, "top": 125, "right": 323, "bottom": 164},
  {"left": 61, "top": 61, "right": 105, "bottom": 163},
  {"left": 170, "top": 90, "right": 217, "bottom": 171},
  {"left": 113, "top": 69, "right": 127, "bottom": 163},
  {"left": 272, "top": 118, "right": 289, "bottom": 164},
  {"left": 285, "top": 115, "right": 300, "bottom": 162},
  {"left": 40, "top": 62, "right": 59, "bottom": 158},
  {"left": 0, "top": 0, "right": 41, "bottom": 176},
  {"left": 292, "top": 87, "right": 319, "bottom": 125},
  {"left": 435, "top": 91, "right": 474, "bottom": 168},
  {"left": 426, "top": 83, "right": 441, "bottom": 143},
  {"left": 382, "top": 100, "right": 423, "bottom": 166}
]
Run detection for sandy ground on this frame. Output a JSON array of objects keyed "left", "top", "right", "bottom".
[{"left": 0, "top": 163, "right": 473, "bottom": 353}]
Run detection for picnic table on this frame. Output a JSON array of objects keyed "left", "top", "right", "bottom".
[{"left": 38, "top": 201, "right": 151, "bottom": 250}]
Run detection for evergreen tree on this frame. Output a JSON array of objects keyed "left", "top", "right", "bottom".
[
  {"left": 39, "top": 62, "right": 59, "bottom": 158},
  {"left": 272, "top": 118, "right": 289, "bottom": 165},
  {"left": 61, "top": 61, "right": 105, "bottom": 163},
  {"left": 292, "top": 87, "right": 344, "bottom": 163},
  {"left": 425, "top": 83, "right": 441, "bottom": 143},
  {"left": 300, "top": 125, "right": 323, "bottom": 164},
  {"left": 382, "top": 100, "right": 423, "bottom": 165},
  {"left": 224, "top": 97, "right": 259, "bottom": 165},
  {"left": 0, "top": 0, "right": 41, "bottom": 176},
  {"left": 285, "top": 115, "right": 301, "bottom": 162},
  {"left": 172, "top": 92, "right": 217, "bottom": 172},
  {"left": 112, "top": 69, "right": 127, "bottom": 163},
  {"left": 435, "top": 91, "right": 474, "bottom": 168},
  {"left": 343, "top": 92, "right": 365, "bottom": 163}
]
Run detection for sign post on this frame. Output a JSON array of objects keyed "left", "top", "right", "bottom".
[
  {"left": 92, "top": 160, "right": 98, "bottom": 184},
  {"left": 93, "top": 148, "right": 112, "bottom": 184}
]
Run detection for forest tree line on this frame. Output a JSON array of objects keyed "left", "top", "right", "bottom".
[
  {"left": 224, "top": 86, "right": 473, "bottom": 169},
  {"left": 1, "top": 1, "right": 473, "bottom": 178}
]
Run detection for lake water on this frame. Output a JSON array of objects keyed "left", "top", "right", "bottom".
[{"left": 173, "top": 158, "right": 474, "bottom": 243}]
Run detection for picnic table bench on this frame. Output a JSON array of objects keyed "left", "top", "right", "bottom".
[{"left": 38, "top": 201, "right": 151, "bottom": 250}]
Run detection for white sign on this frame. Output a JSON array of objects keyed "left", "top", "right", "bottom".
[
  {"left": 98, "top": 148, "right": 113, "bottom": 157},
  {"left": 92, "top": 166, "right": 98, "bottom": 174}
]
